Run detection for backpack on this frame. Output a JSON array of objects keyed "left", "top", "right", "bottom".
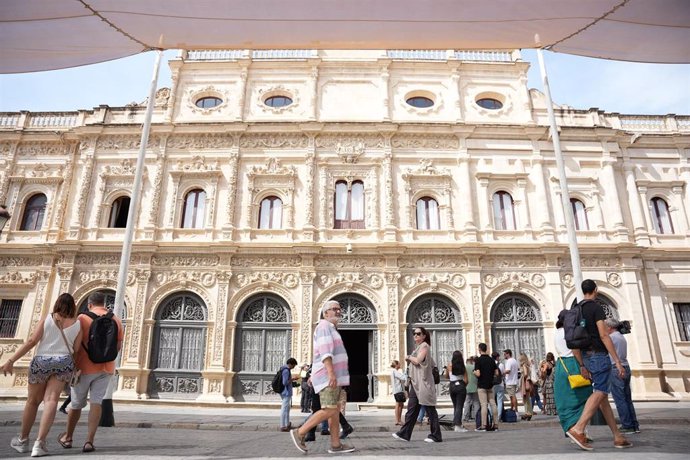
[
  {"left": 501, "top": 408, "right": 518, "bottom": 423},
  {"left": 82, "top": 310, "right": 119, "bottom": 363},
  {"left": 271, "top": 366, "right": 285, "bottom": 393},
  {"left": 559, "top": 300, "right": 593, "bottom": 350}
]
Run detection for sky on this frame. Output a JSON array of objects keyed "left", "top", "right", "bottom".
[{"left": 0, "top": 49, "right": 688, "bottom": 115}]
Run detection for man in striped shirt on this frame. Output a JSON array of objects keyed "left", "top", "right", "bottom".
[{"left": 290, "top": 300, "right": 355, "bottom": 454}]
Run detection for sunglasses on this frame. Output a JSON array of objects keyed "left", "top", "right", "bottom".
[{"left": 413, "top": 332, "right": 423, "bottom": 336}]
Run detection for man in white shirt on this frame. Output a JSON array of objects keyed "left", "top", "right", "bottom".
[{"left": 503, "top": 349, "right": 519, "bottom": 412}]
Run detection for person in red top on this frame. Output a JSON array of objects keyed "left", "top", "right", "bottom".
[{"left": 58, "top": 291, "right": 123, "bottom": 453}]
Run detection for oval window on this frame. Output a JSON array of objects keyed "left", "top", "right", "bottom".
[
  {"left": 406, "top": 96, "right": 434, "bottom": 108},
  {"left": 476, "top": 98, "right": 503, "bottom": 110},
  {"left": 195, "top": 96, "right": 223, "bottom": 109},
  {"left": 264, "top": 95, "right": 293, "bottom": 108}
]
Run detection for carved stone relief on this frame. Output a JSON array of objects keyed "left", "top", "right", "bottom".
[
  {"left": 400, "top": 273, "right": 466, "bottom": 289},
  {"left": 151, "top": 255, "right": 220, "bottom": 267},
  {"left": 391, "top": 134, "right": 459, "bottom": 150},
  {"left": 482, "top": 272, "right": 546, "bottom": 289},
  {"left": 16, "top": 142, "right": 66, "bottom": 156},
  {"left": 231, "top": 256, "right": 300, "bottom": 268},
  {"left": 240, "top": 133, "right": 308, "bottom": 149},
  {"left": 167, "top": 134, "right": 235, "bottom": 150},
  {"left": 96, "top": 135, "right": 159, "bottom": 151}
]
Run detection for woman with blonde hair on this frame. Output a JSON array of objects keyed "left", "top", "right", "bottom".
[
  {"left": 518, "top": 352, "right": 534, "bottom": 421},
  {"left": 1, "top": 293, "right": 82, "bottom": 457}
]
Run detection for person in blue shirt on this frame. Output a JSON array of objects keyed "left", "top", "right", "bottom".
[{"left": 279, "top": 358, "right": 298, "bottom": 431}]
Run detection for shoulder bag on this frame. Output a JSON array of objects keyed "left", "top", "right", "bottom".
[
  {"left": 559, "top": 357, "right": 591, "bottom": 389},
  {"left": 56, "top": 315, "right": 82, "bottom": 387}
]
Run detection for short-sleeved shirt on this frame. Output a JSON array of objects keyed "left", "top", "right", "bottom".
[
  {"left": 608, "top": 330, "right": 628, "bottom": 366},
  {"left": 474, "top": 354, "right": 498, "bottom": 390},
  {"left": 504, "top": 357, "right": 519, "bottom": 385},
  {"left": 310, "top": 319, "right": 350, "bottom": 394},
  {"left": 466, "top": 362, "right": 478, "bottom": 393},
  {"left": 581, "top": 299, "right": 607, "bottom": 352},
  {"left": 75, "top": 306, "right": 124, "bottom": 375}
]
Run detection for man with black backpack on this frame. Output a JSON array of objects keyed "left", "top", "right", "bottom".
[
  {"left": 58, "top": 291, "right": 123, "bottom": 453},
  {"left": 564, "top": 280, "right": 632, "bottom": 452}
]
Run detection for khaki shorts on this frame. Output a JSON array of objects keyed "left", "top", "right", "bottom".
[
  {"left": 70, "top": 372, "right": 110, "bottom": 409},
  {"left": 505, "top": 384, "right": 517, "bottom": 397},
  {"left": 319, "top": 386, "right": 343, "bottom": 409}
]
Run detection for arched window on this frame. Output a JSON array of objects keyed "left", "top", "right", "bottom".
[
  {"left": 416, "top": 197, "right": 440, "bottom": 230},
  {"left": 570, "top": 198, "right": 589, "bottom": 231},
  {"left": 651, "top": 197, "right": 674, "bottom": 234},
  {"left": 492, "top": 191, "right": 516, "bottom": 230},
  {"left": 108, "top": 196, "right": 130, "bottom": 228},
  {"left": 334, "top": 180, "right": 365, "bottom": 229},
  {"left": 258, "top": 196, "right": 282, "bottom": 229},
  {"left": 235, "top": 295, "right": 291, "bottom": 401},
  {"left": 407, "top": 295, "right": 462, "bottom": 372},
  {"left": 149, "top": 292, "right": 207, "bottom": 399},
  {"left": 491, "top": 294, "right": 544, "bottom": 361},
  {"left": 20, "top": 193, "right": 47, "bottom": 231},
  {"left": 181, "top": 189, "right": 206, "bottom": 229}
]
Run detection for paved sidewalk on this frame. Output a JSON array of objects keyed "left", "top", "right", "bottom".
[{"left": 1, "top": 400, "right": 688, "bottom": 432}]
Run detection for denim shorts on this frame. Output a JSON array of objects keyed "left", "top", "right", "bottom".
[{"left": 584, "top": 351, "right": 611, "bottom": 394}]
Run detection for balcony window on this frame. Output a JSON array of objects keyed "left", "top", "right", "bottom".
[
  {"left": 651, "top": 197, "right": 674, "bottom": 234},
  {"left": 20, "top": 193, "right": 47, "bottom": 231},
  {"left": 334, "top": 180, "right": 365, "bottom": 229},
  {"left": 181, "top": 189, "right": 206, "bottom": 229},
  {"left": 570, "top": 198, "right": 589, "bottom": 231},
  {"left": 416, "top": 197, "right": 440, "bottom": 230},
  {"left": 492, "top": 191, "right": 516, "bottom": 230},
  {"left": 108, "top": 196, "right": 131, "bottom": 228},
  {"left": 258, "top": 196, "right": 283, "bottom": 229}
]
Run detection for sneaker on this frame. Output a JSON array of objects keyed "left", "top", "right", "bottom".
[
  {"left": 11, "top": 436, "right": 30, "bottom": 453},
  {"left": 475, "top": 426, "right": 486, "bottom": 432},
  {"left": 391, "top": 432, "right": 409, "bottom": 442},
  {"left": 614, "top": 438, "right": 633, "bottom": 449},
  {"left": 634, "top": 427, "right": 641, "bottom": 434},
  {"left": 619, "top": 426, "right": 636, "bottom": 434},
  {"left": 454, "top": 426, "right": 468, "bottom": 433},
  {"left": 567, "top": 428, "right": 593, "bottom": 451},
  {"left": 340, "top": 425, "right": 354, "bottom": 439},
  {"left": 424, "top": 437, "right": 440, "bottom": 443},
  {"left": 328, "top": 443, "right": 355, "bottom": 454},
  {"left": 31, "top": 440, "right": 48, "bottom": 458},
  {"left": 290, "top": 429, "right": 308, "bottom": 454}
]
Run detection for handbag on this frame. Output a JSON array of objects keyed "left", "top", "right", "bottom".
[
  {"left": 432, "top": 366, "right": 440, "bottom": 385},
  {"left": 559, "top": 357, "right": 591, "bottom": 389},
  {"left": 56, "top": 315, "right": 81, "bottom": 387}
]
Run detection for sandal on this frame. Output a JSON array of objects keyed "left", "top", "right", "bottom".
[
  {"left": 57, "top": 432, "right": 72, "bottom": 449},
  {"left": 82, "top": 442, "right": 96, "bottom": 453}
]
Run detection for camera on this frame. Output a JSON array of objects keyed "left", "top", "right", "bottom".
[{"left": 617, "top": 320, "right": 632, "bottom": 334}]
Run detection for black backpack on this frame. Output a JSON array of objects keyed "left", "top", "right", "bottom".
[
  {"left": 560, "top": 300, "right": 593, "bottom": 350},
  {"left": 271, "top": 366, "right": 285, "bottom": 393},
  {"left": 82, "top": 310, "right": 119, "bottom": 363}
]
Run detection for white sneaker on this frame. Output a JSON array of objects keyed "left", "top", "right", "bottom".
[
  {"left": 424, "top": 437, "right": 439, "bottom": 443},
  {"left": 391, "top": 432, "right": 409, "bottom": 442},
  {"left": 454, "top": 426, "right": 468, "bottom": 433},
  {"left": 10, "top": 436, "right": 29, "bottom": 453},
  {"left": 31, "top": 440, "right": 48, "bottom": 457}
]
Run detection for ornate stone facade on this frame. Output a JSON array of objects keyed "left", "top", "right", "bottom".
[{"left": 1, "top": 50, "right": 689, "bottom": 403}]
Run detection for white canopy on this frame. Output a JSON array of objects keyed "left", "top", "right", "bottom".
[{"left": 1, "top": 0, "right": 689, "bottom": 73}]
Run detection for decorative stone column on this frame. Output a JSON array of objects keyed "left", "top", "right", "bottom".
[
  {"left": 529, "top": 148, "right": 555, "bottom": 241},
  {"left": 302, "top": 137, "right": 316, "bottom": 241},
  {"left": 477, "top": 175, "right": 492, "bottom": 240},
  {"left": 600, "top": 154, "right": 629, "bottom": 241},
  {"left": 237, "top": 64, "right": 249, "bottom": 121},
  {"left": 299, "top": 271, "right": 317, "bottom": 366},
  {"left": 623, "top": 163, "right": 650, "bottom": 245},
  {"left": 0, "top": 141, "right": 18, "bottom": 204},
  {"left": 454, "top": 128, "right": 476, "bottom": 241},
  {"left": 200, "top": 269, "right": 232, "bottom": 402},
  {"left": 515, "top": 174, "right": 533, "bottom": 234},
  {"left": 467, "top": 261, "right": 484, "bottom": 349},
  {"left": 382, "top": 142, "right": 397, "bottom": 241},
  {"left": 68, "top": 138, "right": 96, "bottom": 240},
  {"left": 145, "top": 137, "right": 168, "bottom": 240},
  {"left": 123, "top": 268, "right": 151, "bottom": 368},
  {"left": 308, "top": 64, "right": 319, "bottom": 121},
  {"left": 671, "top": 182, "right": 690, "bottom": 234},
  {"left": 51, "top": 143, "right": 77, "bottom": 233},
  {"left": 222, "top": 147, "right": 240, "bottom": 240}
]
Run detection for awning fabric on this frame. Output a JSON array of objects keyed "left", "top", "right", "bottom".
[{"left": 1, "top": 0, "right": 689, "bottom": 73}]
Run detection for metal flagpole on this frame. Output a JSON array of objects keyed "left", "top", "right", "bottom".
[
  {"left": 101, "top": 50, "right": 162, "bottom": 427},
  {"left": 113, "top": 49, "right": 162, "bottom": 320},
  {"left": 536, "top": 47, "right": 584, "bottom": 302}
]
